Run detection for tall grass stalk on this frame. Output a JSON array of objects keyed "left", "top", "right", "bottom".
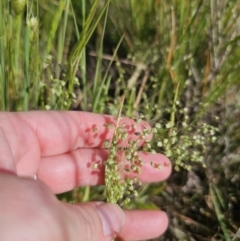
[{"left": 66, "top": 0, "right": 111, "bottom": 108}]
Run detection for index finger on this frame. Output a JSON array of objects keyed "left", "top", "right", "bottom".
[{"left": 6, "top": 111, "right": 152, "bottom": 157}]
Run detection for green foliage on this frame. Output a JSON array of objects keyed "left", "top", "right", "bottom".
[{"left": 0, "top": 0, "right": 109, "bottom": 111}]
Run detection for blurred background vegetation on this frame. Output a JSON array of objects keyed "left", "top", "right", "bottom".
[{"left": 1, "top": 0, "right": 240, "bottom": 240}]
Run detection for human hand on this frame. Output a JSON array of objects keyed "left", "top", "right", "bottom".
[{"left": 0, "top": 111, "right": 171, "bottom": 241}]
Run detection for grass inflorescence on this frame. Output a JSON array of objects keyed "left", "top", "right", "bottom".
[
  {"left": 150, "top": 104, "right": 219, "bottom": 171},
  {"left": 103, "top": 97, "right": 151, "bottom": 206}
]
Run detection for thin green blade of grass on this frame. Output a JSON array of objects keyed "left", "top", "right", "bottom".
[
  {"left": 67, "top": 0, "right": 111, "bottom": 105},
  {"left": 56, "top": 0, "right": 70, "bottom": 78},
  {"left": 45, "top": 0, "right": 67, "bottom": 57},
  {"left": 23, "top": 25, "right": 30, "bottom": 111},
  {"left": 210, "top": 184, "right": 231, "bottom": 241},
  {"left": 92, "top": 35, "right": 124, "bottom": 113},
  {"left": 12, "top": 15, "right": 23, "bottom": 110},
  {"left": 70, "top": 1, "right": 80, "bottom": 39},
  {"left": 92, "top": 4, "right": 110, "bottom": 97},
  {"left": 68, "top": 0, "right": 101, "bottom": 67},
  {"left": 212, "top": 184, "right": 226, "bottom": 210},
  {"left": 80, "top": 0, "right": 87, "bottom": 110},
  {"left": 0, "top": 1, "right": 6, "bottom": 110}
]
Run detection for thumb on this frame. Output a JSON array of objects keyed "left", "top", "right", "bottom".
[{"left": 63, "top": 202, "right": 126, "bottom": 241}]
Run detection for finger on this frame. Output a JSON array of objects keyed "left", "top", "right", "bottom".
[
  {"left": 63, "top": 202, "right": 125, "bottom": 241},
  {"left": 0, "top": 172, "right": 125, "bottom": 241},
  {"left": 117, "top": 210, "right": 168, "bottom": 241},
  {"left": 1, "top": 111, "right": 151, "bottom": 177},
  {"left": 65, "top": 202, "right": 168, "bottom": 241},
  {"left": 8, "top": 111, "right": 152, "bottom": 156},
  {"left": 37, "top": 149, "right": 171, "bottom": 193},
  {"left": 0, "top": 113, "right": 41, "bottom": 176}
]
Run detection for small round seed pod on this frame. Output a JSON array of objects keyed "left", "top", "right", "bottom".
[{"left": 12, "top": 0, "right": 27, "bottom": 16}]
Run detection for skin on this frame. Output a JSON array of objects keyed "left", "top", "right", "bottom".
[{"left": 0, "top": 111, "right": 171, "bottom": 241}]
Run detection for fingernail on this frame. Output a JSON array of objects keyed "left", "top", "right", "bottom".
[{"left": 95, "top": 203, "right": 125, "bottom": 236}]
